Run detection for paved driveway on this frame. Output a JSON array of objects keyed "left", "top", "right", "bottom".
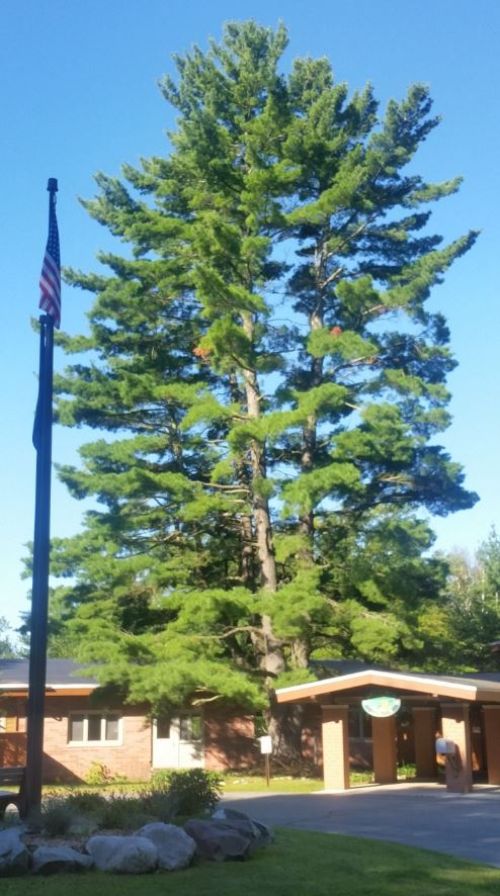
[{"left": 222, "top": 784, "right": 500, "bottom": 866}]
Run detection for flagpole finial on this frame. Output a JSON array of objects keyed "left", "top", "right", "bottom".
[{"left": 47, "top": 178, "right": 58, "bottom": 193}]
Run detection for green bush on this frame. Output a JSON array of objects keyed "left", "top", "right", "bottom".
[
  {"left": 63, "top": 791, "right": 108, "bottom": 814},
  {"left": 150, "top": 768, "right": 223, "bottom": 816},
  {"left": 38, "top": 798, "right": 80, "bottom": 837},
  {"left": 98, "top": 795, "right": 152, "bottom": 831},
  {"left": 139, "top": 789, "right": 178, "bottom": 824},
  {"left": 83, "top": 761, "right": 128, "bottom": 786},
  {"left": 34, "top": 769, "right": 223, "bottom": 834}
]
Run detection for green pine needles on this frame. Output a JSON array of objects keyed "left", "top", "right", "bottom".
[{"left": 50, "top": 21, "right": 478, "bottom": 757}]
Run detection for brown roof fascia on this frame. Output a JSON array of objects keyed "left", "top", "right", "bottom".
[
  {"left": 0, "top": 686, "right": 96, "bottom": 699},
  {"left": 475, "top": 687, "right": 500, "bottom": 703}
]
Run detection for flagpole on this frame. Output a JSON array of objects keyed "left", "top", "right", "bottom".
[{"left": 25, "top": 179, "right": 58, "bottom": 815}]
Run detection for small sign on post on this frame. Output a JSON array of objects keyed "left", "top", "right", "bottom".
[{"left": 258, "top": 735, "right": 272, "bottom": 786}]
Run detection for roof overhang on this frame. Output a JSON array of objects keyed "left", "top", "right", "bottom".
[
  {"left": 276, "top": 669, "right": 500, "bottom": 704},
  {"left": 0, "top": 684, "right": 97, "bottom": 698}
]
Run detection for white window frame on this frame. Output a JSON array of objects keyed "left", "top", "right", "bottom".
[{"left": 68, "top": 711, "right": 122, "bottom": 747}]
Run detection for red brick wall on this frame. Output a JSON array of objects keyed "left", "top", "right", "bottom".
[
  {"left": 0, "top": 732, "right": 27, "bottom": 766},
  {"left": 300, "top": 704, "right": 322, "bottom": 770},
  {"left": 1, "top": 696, "right": 264, "bottom": 780},
  {"left": 1, "top": 695, "right": 330, "bottom": 780},
  {"left": 0, "top": 698, "right": 27, "bottom": 766},
  {"left": 41, "top": 697, "right": 152, "bottom": 783},
  {"left": 204, "top": 710, "right": 258, "bottom": 771},
  {"left": 0, "top": 695, "right": 152, "bottom": 784},
  {"left": 299, "top": 704, "right": 376, "bottom": 772}
]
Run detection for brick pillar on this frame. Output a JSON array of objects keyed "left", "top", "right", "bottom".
[
  {"left": 482, "top": 706, "right": 500, "bottom": 785},
  {"left": 321, "top": 705, "right": 350, "bottom": 790},
  {"left": 413, "top": 707, "right": 437, "bottom": 779},
  {"left": 440, "top": 703, "right": 473, "bottom": 793},
  {"left": 372, "top": 715, "right": 397, "bottom": 784}
]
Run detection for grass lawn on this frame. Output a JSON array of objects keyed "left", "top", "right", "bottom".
[
  {"left": 222, "top": 769, "right": 412, "bottom": 791},
  {"left": 3, "top": 829, "right": 500, "bottom": 896},
  {"left": 39, "top": 774, "right": 325, "bottom": 796},
  {"left": 222, "top": 774, "right": 324, "bottom": 793}
]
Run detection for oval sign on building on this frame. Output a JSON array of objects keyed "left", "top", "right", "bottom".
[{"left": 361, "top": 696, "right": 401, "bottom": 718}]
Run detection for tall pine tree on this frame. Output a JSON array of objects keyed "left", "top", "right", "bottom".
[{"left": 50, "top": 22, "right": 477, "bottom": 758}]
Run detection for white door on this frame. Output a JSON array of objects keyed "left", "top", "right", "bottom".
[{"left": 152, "top": 713, "right": 204, "bottom": 769}]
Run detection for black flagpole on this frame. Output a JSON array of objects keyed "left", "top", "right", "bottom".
[{"left": 25, "top": 180, "right": 58, "bottom": 815}]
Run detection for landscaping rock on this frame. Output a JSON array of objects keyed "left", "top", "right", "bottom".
[
  {"left": 212, "top": 807, "right": 274, "bottom": 849},
  {"left": 86, "top": 835, "right": 158, "bottom": 873},
  {"left": 32, "top": 845, "right": 93, "bottom": 874},
  {"left": 137, "top": 822, "right": 196, "bottom": 871},
  {"left": 0, "top": 827, "right": 30, "bottom": 875},
  {"left": 184, "top": 818, "right": 251, "bottom": 861}
]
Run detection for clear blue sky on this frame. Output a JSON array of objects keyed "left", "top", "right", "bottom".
[{"left": 2, "top": 0, "right": 499, "bottom": 631}]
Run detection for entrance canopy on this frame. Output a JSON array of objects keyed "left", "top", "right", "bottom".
[
  {"left": 276, "top": 669, "right": 500, "bottom": 705},
  {"left": 276, "top": 668, "right": 500, "bottom": 793}
]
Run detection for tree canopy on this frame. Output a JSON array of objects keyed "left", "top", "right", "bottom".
[
  {"left": 417, "top": 529, "right": 500, "bottom": 673},
  {"left": 47, "top": 21, "right": 478, "bottom": 752}
]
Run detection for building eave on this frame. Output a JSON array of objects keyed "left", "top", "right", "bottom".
[{"left": 275, "top": 669, "right": 500, "bottom": 704}]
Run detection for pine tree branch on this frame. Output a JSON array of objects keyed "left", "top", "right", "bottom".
[{"left": 192, "top": 480, "right": 249, "bottom": 493}]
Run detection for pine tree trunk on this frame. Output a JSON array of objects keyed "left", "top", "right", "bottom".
[
  {"left": 240, "top": 311, "right": 286, "bottom": 705},
  {"left": 299, "top": 309, "right": 324, "bottom": 551},
  {"left": 228, "top": 375, "right": 256, "bottom": 588},
  {"left": 267, "top": 702, "right": 306, "bottom": 771},
  {"left": 241, "top": 312, "right": 278, "bottom": 592},
  {"left": 239, "top": 511, "right": 254, "bottom": 586}
]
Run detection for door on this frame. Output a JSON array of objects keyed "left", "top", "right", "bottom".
[{"left": 152, "top": 713, "right": 204, "bottom": 769}]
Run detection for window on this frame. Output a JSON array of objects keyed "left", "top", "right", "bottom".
[
  {"left": 179, "top": 714, "right": 202, "bottom": 742},
  {"left": 348, "top": 708, "right": 372, "bottom": 740},
  {"left": 68, "top": 713, "right": 121, "bottom": 745},
  {"left": 156, "top": 717, "right": 171, "bottom": 739}
]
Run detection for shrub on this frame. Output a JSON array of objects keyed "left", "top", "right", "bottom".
[
  {"left": 39, "top": 798, "right": 79, "bottom": 837},
  {"left": 139, "top": 789, "right": 178, "bottom": 824},
  {"left": 84, "top": 762, "right": 126, "bottom": 787},
  {"left": 63, "top": 791, "right": 108, "bottom": 814},
  {"left": 150, "top": 768, "right": 223, "bottom": 816},
  {"left": 98, "top": 794, "right": 152, "bottom": 831}
]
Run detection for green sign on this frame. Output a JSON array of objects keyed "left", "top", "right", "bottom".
[{"left": 361, "top": 697, "right": 401, "bottom": 718}]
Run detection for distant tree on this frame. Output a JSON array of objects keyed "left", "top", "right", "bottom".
[
  {"left": 477, "top": 528, "right": 500, "bottom": 601},
  {"left": 0, "top": 617, "right": 20, "bottom": 659},
  {"left": 50, "top": 21, "right": 477, "bottom": 759},
  {"left": 416, "top": 529, "right": 500, "bottom": 672}
]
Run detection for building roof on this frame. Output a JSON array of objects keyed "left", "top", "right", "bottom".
[
  {"left": 276, "top": 668, "right": 500, "bottom": 705},
  {"left": 0, "top": 659, "right": 97, "bottom": 692}
]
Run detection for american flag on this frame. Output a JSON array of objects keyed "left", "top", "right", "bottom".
[{"left": 39, "top": 189, "right": 61, "bottom": 327}]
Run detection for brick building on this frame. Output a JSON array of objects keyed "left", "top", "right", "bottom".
[
  {"left": 4, "top": 659, "right": 500, "bottom": 790},
  {"left": 0, "top": 659, "right": 257, "bottom": 783}
]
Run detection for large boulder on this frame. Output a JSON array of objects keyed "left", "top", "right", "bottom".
[
  {"left": 184, "top": 818, "right": 251, "bottom": 861},
  {"left": 32, "top": 846, "right": 93, "bottom": 874},
  {"left": 86, "top": 835, "right": 158, "bottom": 873},
  {"left": 0, "top": 827, "right": 30, "bottom": 875},
  {"left": 212, "top": 807, "right": 273, "bottom": 849},
  {"left": 136, "top": 822, "right": 196, "bottom": 871}
]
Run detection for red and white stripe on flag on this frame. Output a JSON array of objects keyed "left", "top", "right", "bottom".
[{"left": 39, "top": 193, "right": 61, "bottom": 328}]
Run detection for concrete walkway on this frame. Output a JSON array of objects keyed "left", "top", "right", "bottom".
[{"left": 222, "top": 784, "right": 500, "bottom": 866}]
